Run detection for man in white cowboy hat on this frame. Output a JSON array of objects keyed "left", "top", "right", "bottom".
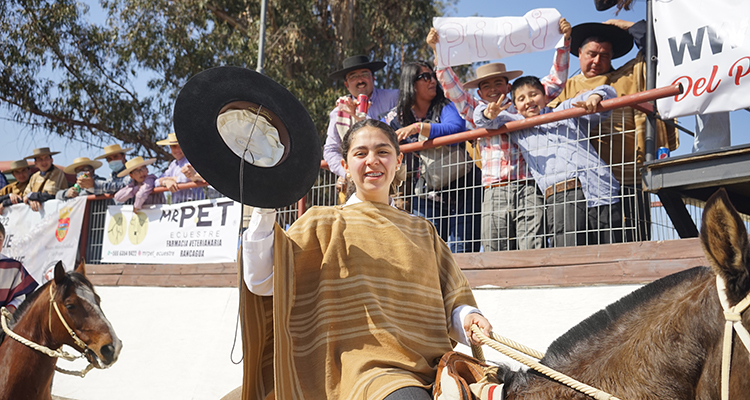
[
  {"left": 547, "top": 20, "right": 679, "bottom": 242},
  {"left": 0, "top": 160, "right": 32, "bottom": 215},
  {"left": 92, "top": 143, "right": 134, "bottom": 194},
  {"left": 154, "top": 132, "right": 216, "bottom": 203},
  {"left": 113, "top": 156, "right": 165, "bottom": 210},
  {"left": 425, "top": 18, "right": 571, "bottom": 251},
  {"left": 323, "top": 55, "right": 400, "bottom": 193},
  {"left": 22, "top": 147, "right": 68, "bottom": 212},
  {"left": 56, "top": 157, "right": 105, "bottom": 200}
]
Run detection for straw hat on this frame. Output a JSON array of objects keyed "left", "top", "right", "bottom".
[
  {"left": 2, "top": 160, "right": 30, "bottom": 174},
  {"left": 156, "top": 133, "right": 179, "bottom": 146},
  {"left": 95, "top": 144, "right": 134, "bottom": 160},
  {"left": 173, "top": 66, "right": 320, "bottom": 208},
  {"left": 63, "top": 157, "right": 103, "bottom": 174},
  {"left": 463, "top": 63, "right": 523, "bottom": 89},
  {"left": 24, "top": 147, "right": 60, "bottom": 160},
  {"left": 117, "top": 156, "right": 156, "bottom": 178},
  {"left": 328, "top": 55, "right": 387, "bottom": 81}
]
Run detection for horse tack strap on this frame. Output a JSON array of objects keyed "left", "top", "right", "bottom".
[
  {"left": 48, "top": 285, "right": 89, "bottom": 352},
  {"left": 715, "top": 276, "right": 750, "bottom": 400}
]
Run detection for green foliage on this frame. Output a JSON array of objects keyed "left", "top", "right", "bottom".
[{"left": 0, "top": 0, "right": 452, "bottom": 161}]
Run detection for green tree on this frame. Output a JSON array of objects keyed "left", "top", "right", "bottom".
[{"left": 0, "top": 0, "right": 452, "bottom": 161}]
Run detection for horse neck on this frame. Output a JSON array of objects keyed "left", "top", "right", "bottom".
[
  {"left": 505, "top": 275, "right": 727, "bottom": 400},
  {"left": 0, "top": 290, "right": 59, "bottom": 398}
]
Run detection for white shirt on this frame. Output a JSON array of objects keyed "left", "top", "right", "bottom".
[{"left": 240, "top": 195, "right": 482, "bottom": 346}]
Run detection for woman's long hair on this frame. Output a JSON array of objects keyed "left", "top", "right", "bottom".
[{"left": 396, "top": 61, "right": 449, "bottom": 127}]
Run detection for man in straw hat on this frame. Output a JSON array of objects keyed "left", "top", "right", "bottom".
[
  {"left": 22, "top": 147, "right": 68, "bottom": 212},
  {"left": 0, "top": 160, "right": 32, "bottom": 215},
  {"left": 547, "top": 19, "right": 678, "bottom": 242},
  {"left": 113, "top": 156, "right": 164, "bottom": 210},
  {"left": 93, "top": 143, "right": 134, "bottom": 194},
  {"left": 426, "top": 18, "right": 571, "bottom": 251},
  {"left": 56, "top": 157, "right": 104, "bottom": 200},
  {"left": 324, "top": 55, "right": 399, "bottom": 199},
  {"left": 155, "top": 133, "right": 215, "bottom": 203}
]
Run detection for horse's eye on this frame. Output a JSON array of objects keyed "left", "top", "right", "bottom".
[{"left": 65, "top": 304, "right": 76, "bottom": 310}]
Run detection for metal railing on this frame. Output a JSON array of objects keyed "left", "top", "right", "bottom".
[{"left": 80, "top": 83, "right": 738, "bottom": 263}]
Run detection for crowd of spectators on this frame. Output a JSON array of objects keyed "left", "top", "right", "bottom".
[
  {"left": 321, "top": 14, "right": 693, "bottom": 252},
  {"left": 0, "top": 135, "right": 221, "bottom": 215},
  {"left": 1, "top": 14, "right": 725, "bottom": 254}
]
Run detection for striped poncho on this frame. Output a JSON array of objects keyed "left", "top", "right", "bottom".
[
  {"left": 241, "top": 201, "right": 477, "bottom": 399},
  {"left": 0, "top": 255, "right": 38, "bottom": 309}
]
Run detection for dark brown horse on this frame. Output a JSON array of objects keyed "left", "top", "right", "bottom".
[
  {"left": 0, "top": 261, "right": 122, "bottom": 400},
  {"left": 495, "top": 188, "right": 750, "bottom": 399}
]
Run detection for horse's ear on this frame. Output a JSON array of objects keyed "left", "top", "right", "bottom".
[
  {"left": 75, "top": 258, "right": 86, "bottom": 276},
  {"left": 700, "top": 188, "right": 750, "bottom": 302},
  {"left": 53, "top": 261, "right": 67, "bottom": 285}
]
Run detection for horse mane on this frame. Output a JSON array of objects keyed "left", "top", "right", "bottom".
[
  {"left": 543, "top": 266, "right": 711, "bottom": 360},
  {"left": 0, "top": 271, "right": 93, "bottom": 345}
]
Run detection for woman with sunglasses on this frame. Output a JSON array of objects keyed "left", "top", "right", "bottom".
[{"left": 383, "top": 61, "right": 481, "bottom": 253}]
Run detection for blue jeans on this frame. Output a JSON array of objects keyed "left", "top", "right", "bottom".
[{"left": 412, "top": 169, "right": 481, "bottom": 253}]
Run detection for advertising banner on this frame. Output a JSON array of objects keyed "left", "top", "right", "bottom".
[
  {"left": 654, "top": 0, "right": 750, "bottom": 118},
  {"left": 101, "top": 198, "right": 241, "bottom": 264},
  {"left": 1, "top": 197, "right": 86, "bottom": 283},
  {"left": 433, "top": 8, "right": 563, "bottom": 67}
]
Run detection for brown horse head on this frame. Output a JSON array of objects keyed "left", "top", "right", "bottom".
[
  {"left": 51, "top": 261, "right": 122, "bottom": 368},
  {"left": 700, "top": 188, "right": 750, "bottom": 305},
  {"left": 497, "top": 188, "right": 750, "bottom": 399},
  {"left": 1, "top": 261, "right": 122, "bottom": 399},
  {"left": 700, "top": 188, "right": 750, "bottom": 399}
]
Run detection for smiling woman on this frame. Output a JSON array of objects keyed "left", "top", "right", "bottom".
[{"left": 239, "top": 119, "right": 493, "bottom": 400}]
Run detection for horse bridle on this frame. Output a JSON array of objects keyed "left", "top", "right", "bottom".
[
  {"left": 0, "top": 285, "right": 95, "bottom": 377},
  {"left": 716, "top": 276, "right": 750, "bottom": 400}
]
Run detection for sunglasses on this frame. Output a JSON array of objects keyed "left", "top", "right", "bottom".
[{"left": 415, "top": 72, "right": 437, "bottom": 82}]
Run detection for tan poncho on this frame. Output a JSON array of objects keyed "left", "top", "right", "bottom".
[
  {"left": 548, "top": 52, "right": 679, "bottom": 186},
  {"left": 241, "top": 202, "right": 477, "bottom": 400}
]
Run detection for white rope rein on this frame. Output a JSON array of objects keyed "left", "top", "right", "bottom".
[
  {"left": 0, "top": 285, "right": 96, "bottom": 377},
  {"left": 471, "top": 326, "right": 623, "bottom": 400},
  {"left": 715, "top": 276, "right": 750, "bottom": 400}
]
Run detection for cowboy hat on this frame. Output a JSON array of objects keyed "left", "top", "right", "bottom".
[
  {"left": 328, "top": 55, "right": 387, "bottom": 81},
  {"left": 24, "top": 147, "right": 60, "bottom": 160},
  {"left": 64, "top": 157, "right": 103, "bottom": 174},
  {"left": 2, "top": 160, "right": 30, "bottom": 174},
  {"left": 463, "top": 63, "right": 523, "bottom": 89},
  {"left": 95, "top": 144, "right": 134, "bottom": 160},
  {"left": 173, "top": 66, "right": 321, "bottom": 208},
  {"left": 156, "top": 133, "right": 180, "bottom": 146},
  {"left": 117, "top": 156, "right": 156, "bottom": 178},
  {"left": 570, "top": 22, "right": 634, "bottom": 60}
]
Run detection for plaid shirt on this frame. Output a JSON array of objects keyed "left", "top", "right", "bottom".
[{"left": 437, "top": 38, "right": 570, "bottom": 186}]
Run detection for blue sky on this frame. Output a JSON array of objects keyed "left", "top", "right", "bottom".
[{"left": 2, "top": 0, "right": 748, "bottom": 173}]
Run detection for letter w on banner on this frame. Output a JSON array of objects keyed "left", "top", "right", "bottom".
[
  {"left": 433, "top": 8, "right": 563, "bottom": 67},
  {"left": 654, "top": 0, "right": 750, "bottom": 118}
]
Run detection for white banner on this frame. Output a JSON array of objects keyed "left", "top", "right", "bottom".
[
  {"left": 433, "top": 9, "right": 563, "bottom": 67},
  {"left": 654, "top": 0, "right": 750, "bottom": 118},
  {"left": 0, "top": 197, "right": 86, "bottom": 283},
  {"left": 101, "top": 198, "right": 241, "bottom": 264}
]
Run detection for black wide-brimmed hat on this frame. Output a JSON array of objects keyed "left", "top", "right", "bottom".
[
  {"left": 173, "top": 66, "right": 321, "bottom": 208},
  {"left": 328, "top": 55, "right": 386, "bottom": 81},
  {"left": 570, "top": 23, "right": 634, "bottom": 60}
]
